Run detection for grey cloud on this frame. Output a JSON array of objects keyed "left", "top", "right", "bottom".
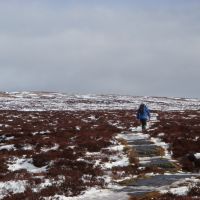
[{"left": 0, "top": 1, "right": 200, "bottom": 98}]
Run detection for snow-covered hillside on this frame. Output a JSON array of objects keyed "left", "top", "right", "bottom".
[
  {"left": 0, "top": 92, "right": 199, "bottom": 200},
  {"left": 0, "top": 92, "right": 200, "bottom": 111}
]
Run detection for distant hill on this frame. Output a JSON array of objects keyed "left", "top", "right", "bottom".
[{"left": 0, "top": 92, "right": 200, "bottom": 111}]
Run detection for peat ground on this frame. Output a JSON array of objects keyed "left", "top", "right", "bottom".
[{"left": 0, "top": 109, "right": 200, "bottom": 199}]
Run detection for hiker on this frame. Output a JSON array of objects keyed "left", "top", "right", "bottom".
[{"left": 136, "top": 103, "right": 150, "bottom": 131}]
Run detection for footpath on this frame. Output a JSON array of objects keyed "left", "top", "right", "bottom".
[{"left": 116, "top": 113, "right": 200, "bottom": 198}]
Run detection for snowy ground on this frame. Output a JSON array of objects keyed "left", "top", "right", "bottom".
[
  {"left": 0, "top": 92, "right": 199, "bottom": 199},
  {"left": 0, "top": 92, "right": 200, "bottom": 111}
]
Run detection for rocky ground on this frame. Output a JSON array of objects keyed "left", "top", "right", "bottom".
[{"left": 0, "top": 92, "right": 199, "bottom": 199}]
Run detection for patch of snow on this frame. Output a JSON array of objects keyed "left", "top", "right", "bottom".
[
  {"left": 44, "top": 187, "right": 129, "bottom": 200},
  {"left": 41, "top": 144, "right": 59, "bottom": 152},
  {"left": 159, "top": 176, "right": 200, "bottom": 196},
  {"left": 88, "top": 115, "right": 97, "bottom": 120},
  {"left": 85, "top": 151, "right": 101, "bottom": 156},
  {"left": 40, "top": 130, "right": 50, "bottom": 134},
  {"left": 0, "top": 180, "right": 27, "bottom": 199},
  {"left": 32, "top": 130, "right": 50, "bottom": 135},
  {"left": 194, "top": 153, "right": 200, "bottom": 159},
  {"left": 116, "top": 126, "right": 125, "bottom": 129},
  {"left": 106, "top": 144, "right": 125, "bottom": 152},
  {"left": 8, "top": 158, "right": 47, "bottom": 173},
  {"left": 138, "top": 166, "right": 146, "bottom": 170},
  {"left": 158, "top": 133, "right": 165, "bottom": 137},
  {"left": 129, "top": 126, "right": 143, "bottom": 132},
  {"left": 82, "top": 119, "right": 90, "bottom": 123},
  {"left": 22, "top": 145, "right": 33, "bottom": 150},
  {"left": 0, "top": 135, "right": 14, "bottom": 142},
  {"left": 194, "top": 136, "right": 199, "bottom": 141},
  {"left": 145, "top": 172, "right": 158, "bottom": 176},
  {"left": 169, "top": 186, "right": 189, "bottom": 196},
  {"left": 68, "top": 146, "right": 76, "bottom": 149},
  {"left": 116, "top": 132, "right": 149, "bottom": 141},
  {"left": 103, "top": 155, "right": 129, "bottom": 169},
  {"left": 0, "top": 144, "right": 15, "bottom": 151},
  {"left": 32, "top": 131, "right": 39, "bottom": 135},
  {"left": 33, "top": 178, "right": 65, "bottom": 193},
  {"left": 188, "top": 114, "right": 197, "bottom": 118}
]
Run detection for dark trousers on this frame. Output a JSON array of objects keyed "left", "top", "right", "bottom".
[{"left": 140, "top": 119, "right": 147, "bottom": 131}]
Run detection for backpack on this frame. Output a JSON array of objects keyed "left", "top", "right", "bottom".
[{"left": 138, "top": 104, "right": 145, "bottom": 115}]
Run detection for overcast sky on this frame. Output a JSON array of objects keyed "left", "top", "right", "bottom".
[{"left": 0, "top": 0, "right": 200, "bottom": 98}]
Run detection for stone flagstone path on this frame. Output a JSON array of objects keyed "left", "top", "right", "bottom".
[{"left": 115, "top": 114, "right": 200, "bottom": 198}]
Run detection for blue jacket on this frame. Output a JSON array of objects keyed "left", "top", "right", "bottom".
[{"left": 137, "top": 105, "right": 150, "bottom": 120}]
